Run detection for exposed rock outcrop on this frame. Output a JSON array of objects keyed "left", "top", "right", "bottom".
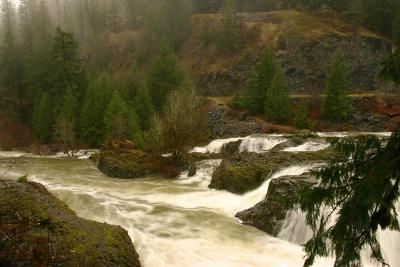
[
  {"left": 235, "top": 174, "right": 316, "bottom": 236},
  {"left": 0, "top": 179, "right": 141, "bottom": 267},
  {"left": 209, "top": 150, "right": 334, "bottom": 194}
]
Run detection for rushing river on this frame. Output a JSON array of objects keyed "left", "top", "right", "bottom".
[{"left": 0, "top": 133, "right": 398, "bottom": 267}]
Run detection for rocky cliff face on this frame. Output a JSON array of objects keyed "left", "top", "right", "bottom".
[
  {"left": 190, "top": 10, "right": 392, "bottom": 96},
  {"left": 0, "top": 179, "right": 141, "bottom": 267}
]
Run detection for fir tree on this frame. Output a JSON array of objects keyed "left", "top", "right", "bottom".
[
  {"left": 321, "top": 51, "right": 351, "bottom": 122},
  {"left": 294, "top": 103, "right": 313, "bottom": 130},
  {"left": 146, "top": 42, "right": 184, "bottom": 111},
  {"left": 80, "top": 72, "right": 112, "bottom": 147},
  {"left": 32, "top": 91, "right": 53, "bottom": 142},
  {"left": 51, "top": 27, "right": 87, "bottom": 102},
  {"left": 379, "top": 49, "right": 400, "bottom": 84},
  {"left": 104, "top": 90, "right": 128, "bottom": 139},
  {"left": 244, "top": 47, "right": 276, "bottom": 114},
  {"left": 264, "top": 66, "right": 289, "bottom": 124},
  {"left": 216, "top": 0, "right": 244, "bottom": 54},
  {"left": 135, "top": 84, "right": 154, "bottom": 130}
]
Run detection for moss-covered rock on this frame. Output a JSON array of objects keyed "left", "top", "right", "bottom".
[
  {"left": 209, "top": 149, "right": 336, "bottom": 194},
  {"left": 0, "top": 179, "right": 141, "bottom": 267},
  {"left": 235, "top": 174, "right": 316, "bottom": 236},
  {"left": 98, "top": 149, "right": 157, "bottom": 179}
]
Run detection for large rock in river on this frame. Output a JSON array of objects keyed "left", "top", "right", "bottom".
[
  {"left": 235, "top": 174, "right": 316, "bottom": 237},
  {"left": 0, "top": 179, "right": 141, "bottom": 267}
]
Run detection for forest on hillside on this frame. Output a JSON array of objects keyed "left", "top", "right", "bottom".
[{"left": 0, "top": 0, "right": 399, "bottom": 151}]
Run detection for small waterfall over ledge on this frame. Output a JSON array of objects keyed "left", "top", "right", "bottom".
[
  {"left": 277, "top": 204, "right": 400, "bottom": 266},
  {"left": 190, "top": 135, "right": 287, "bottom": 154}
]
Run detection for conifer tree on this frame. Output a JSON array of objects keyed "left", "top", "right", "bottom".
[
  {"left": 321, "top": 51, "right": 351, "bottom": 122},
  {"left": 392, "top": 12, "right": 400, "bottom": 45},
  {"left": 216, "top": 0, "right": 244, "bottom": 54},
  {"left": 80, "top": 72, "right": 112, "bottom": 146},
  {"left": 32, "top": 92, "right": 53, "bottom": 142},
  {"left": 244, "top": 47, "right": 276, "bottom": 114},
  {"left": 264, "top": 66, "right": 289, "bottom": 124},
  {"left": 379, "top": 49, "right": 400, "bottom": 84},
  {"left": 55, "top": 89, "right": 78, "bottom": 156},
  {"left": 51, "top": 27, "right": 87, "bottom": 102},
  {"left": 104, "top": 90, "right": 128, "bottom": 139},
  {"left": 294, "top": 103, "right": 313, "bottom": 130},
  {"left": 135, "top": 84, "right": 154, "bottom": 130},
  {"left": 146, "top": 42, "right": 184, "bottom": 111}
]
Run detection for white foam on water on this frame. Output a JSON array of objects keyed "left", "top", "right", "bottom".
[
  {"left": 191, "top": 135, "right": 287, "bottom": 154},
  {"left": 283, "top": 141, "right": 331, "bottom": 152}
]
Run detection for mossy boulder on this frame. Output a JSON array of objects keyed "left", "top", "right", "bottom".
[
  {"left": 98, "top": 149, "right": 157, "bottom": 179},
  {"left": 209, "top": 149, "right": 336, "bottom": 194},
  {"left": 235, "top": 174, "right": 316, "bottom": 236},
  {"left": 0, "top": 179, "right": 141, "bottom": 267}
]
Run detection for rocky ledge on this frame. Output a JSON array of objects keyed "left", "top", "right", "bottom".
[
  {"left": 98, "top": 148, "right": 157, "bottom": 179},
  {"left": 209, "top": 149, "right": 335, "bottom": 194},
  {"left": 235, "top": 174, "right": 316, "bottom": 236},
  {"left": 0, "top": 179, "right": 141, "bottom": 266}
]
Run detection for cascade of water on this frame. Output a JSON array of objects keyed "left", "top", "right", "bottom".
[
  {"left": 282, "top": 141, "right": 330, "bottom": 152},
  {"left": 239, "top": 136, "right": 287, "bottom": 153},
  {"left": 277, "top": 204, "right": 400, "bottom": 267},
  {"left": 191, "top": 135, "right": 287, "bottom": 154},
  {"left": 190, "top": 138, "right": 244, "bottom": 153}
]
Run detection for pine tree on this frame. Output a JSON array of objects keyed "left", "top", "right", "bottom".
[
  {"left": 32, "top": 91, "right": 53, "bottom": 142},
  {"left": 51, "top": 27, "right": 87, "bottom": 102},
  {"left": 104, "top": 90, "right": 128, "bottom": 139},
  {"left": 216, "top": 0, "right": 244, "bottom": 54},
  {"left": 392, "top": 12, "right": 400, "bottom": 45},
  {"left": 146, "top": 42, "right": 184, "bottom": 111},
  {"left": 264, "top": 66, "right": 289, "bottom": 124},
  {"left": 55, "top": 89, "right": 78, "bottom": 156},
  {"left": 135, "top": 84, "right": 154, "bottom": 130},
  {"left": 294, "top": 103, "right": 313, "bottom": 130},
  {"left": 244, "top": 47, "right": 276, "bottom": 114},
  {"left": 80, "top": 72, "right": 112, "bottom": 147},
  {"left": 321, "top": 51, "right": 351, "bottom": 122},
  {"left": 126, "top": 106, "right": 145, "bottom": 148},
  {"left": 379, "top": 49, "right": 400, "bottom": 84}
]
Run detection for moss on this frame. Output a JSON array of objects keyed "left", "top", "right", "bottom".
[{"left": 0, "top": 180, "right": 141, "bottom": 267}]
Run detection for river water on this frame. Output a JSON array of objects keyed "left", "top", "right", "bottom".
[{"left": 0, "top": 134, "right": 397, "bottom": 267}]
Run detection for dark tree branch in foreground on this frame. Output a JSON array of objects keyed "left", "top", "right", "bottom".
[{"left": 299, "top": 132, "right": 400, "bottom": 267}]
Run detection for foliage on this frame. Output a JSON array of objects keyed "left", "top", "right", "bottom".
[
  {"left": 321, "top": 51, "right": 351, "bottom": 122},
  {"left": 379, "top": 49, "right": 400, "bottom": 85},
  {"left": 104, "top": 90, "right": 129, "bottom": 139},
  {"left": 146, "top": 43, "right": 184, "bottom": 111},
  {"left": 244, "top": 47, "right": 276, "bottom": 114},
  {"left": 149, "top": 86, "right": 206, "bottom": 161},
  {"left": 294, "top": 103, "right": 313, "bottom": 130},
  {"left": 135, "top": 85, "right": 154, "bottom": 130},
  {"left": 299, "top": 133, "right": 400, "bottom": 267},
  {"left": 264, "top": 66, "right": 290, "bottom": 124},
  {"left": 32, "top": 92, "right": 53, "bottom": 142},
  {"left": 80, "top": 73, "right": 113, "bottom": 147},
  {"left": 216, "top": 0, "right": 245, "bottom": 54}
]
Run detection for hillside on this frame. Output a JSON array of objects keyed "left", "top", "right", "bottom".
[{"left": 180, "top": 9, "right": 392, "bottom": 96}]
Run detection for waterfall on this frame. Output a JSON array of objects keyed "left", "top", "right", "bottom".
[
  {"left": 238, "top": 165, "right": 317, "bottom": 210},
  {"left": 277, "top": 204, "right": 400, "bottom": 267},
  {"left": 282, "top": 141, "right": 330, "bottom": 152},
  {"left": 239, "top": 136, "right": 286, "bottom": 153},
  {"left": 190, "top": 137, "right": 244, "bottom": 153},
  {"left": 191, "top": 135, "right": 287, "bottom": 154}
]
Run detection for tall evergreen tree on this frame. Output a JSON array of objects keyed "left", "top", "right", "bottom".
[
  {"left": 244, "top": 47, "right": 276, "bottom": 114},
  {"left": 321, "top": 51, "right": 351, "bottom": 122},
  {"left": 379, "top": 48, "right": 400, "bottom": 84},
  {"left": 51, "top": 26, "right": 87, "bottom": 102},
  {"left": 216, "top": 0, "right": 244, "bottom": 54},
  {"left": 32, "top": 91, "right": 53, "bottom": 142},
  {"left": 264, "top": 66, "right": 289, "bottom": 124},
  {"left": 104, "top": 90, "right": 128, "bottom": 139},
  {"left": 80, "top": 72, "right": 112, "bottom": 146},
  {"left": 135, "top": 84, "right": 154, "bottom": 130},
  {"left": 146, "top": 42, "right": 184, "bottom": 111}
]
